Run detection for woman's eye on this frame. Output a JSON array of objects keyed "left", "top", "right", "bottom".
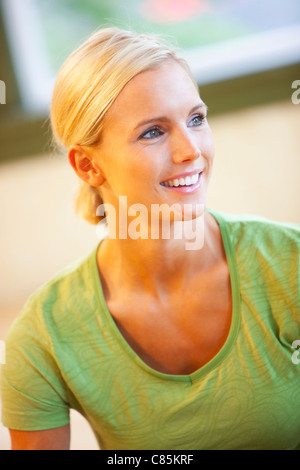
[
  {"left": 189, "top": 114, "right": 207, "bottom": 127},
  {"left": 139, "top": 127, "right": 163, "bottom": 140}
]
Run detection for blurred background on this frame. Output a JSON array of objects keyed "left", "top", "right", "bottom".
[{"left": 0, "top": 0, "right": 299, "bottom": 450}]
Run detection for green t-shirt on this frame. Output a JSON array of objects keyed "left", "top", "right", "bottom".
[{"left": 1, "top": 210, "right": 300, "bottom": 450}]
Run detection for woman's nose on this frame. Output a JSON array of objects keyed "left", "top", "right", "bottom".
[{"left": 171, "top": 129, "right": 201, "bottom": 163}]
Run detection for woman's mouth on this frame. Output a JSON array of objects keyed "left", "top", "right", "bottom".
[{"left": 159, "top": 171, "right": 203, "bottom": 193}]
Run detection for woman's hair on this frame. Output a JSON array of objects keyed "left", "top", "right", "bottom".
[{"left": 50, "top": 27, "right": 196, "bottom": 224}]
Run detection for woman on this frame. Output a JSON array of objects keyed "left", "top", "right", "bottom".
[{"left": 1, "top": 27, "right": 299, "bottom": 450}]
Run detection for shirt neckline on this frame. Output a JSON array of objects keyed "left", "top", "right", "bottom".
[{"left": 91, "top": 209, "right": 241, "bottom": 384}]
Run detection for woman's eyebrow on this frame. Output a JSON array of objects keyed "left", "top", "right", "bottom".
[{"left": 133, "top": 102, "right": 207, "bottom": 131}]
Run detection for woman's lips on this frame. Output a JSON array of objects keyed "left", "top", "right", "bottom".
[{"left": 160, "top": 172, "right": 202, "bottom": 194}]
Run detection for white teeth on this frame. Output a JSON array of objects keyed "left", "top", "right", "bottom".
[
  {"left": 161, "top": 173, "right": 200, "bottom": 187},
  {"left": 191, "top": 173, "right": 198, "bottom": 184}
]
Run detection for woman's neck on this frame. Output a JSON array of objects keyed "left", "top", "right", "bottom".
[
  {"left": 97, "top": 211, "right": 224, "bottom": 302},
  {"left": 97, "top": 212, "right": 225, "bottom": 297}
]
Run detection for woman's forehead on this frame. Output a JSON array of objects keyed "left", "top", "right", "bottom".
[{"left": 104, "top": 61, "right": 201, "bottom": 126}]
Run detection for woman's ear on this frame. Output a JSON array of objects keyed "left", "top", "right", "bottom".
[{"left": 68, "top": 145, "right": 105, "bottom": 187}]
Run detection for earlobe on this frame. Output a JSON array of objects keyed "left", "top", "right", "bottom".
[{"left": 68, "top": 145, "right": 105, "bottom": 187}]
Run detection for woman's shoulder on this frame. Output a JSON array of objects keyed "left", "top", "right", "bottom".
[
  {"left": 30, "top": 243, "right": 99, "bottom": 304},
  {"left": 5, "top": 243, "right": 101, "bottom": 345},
  {"left": 208, "top": 208, "right": 299, "bottom": 285},
  {"left": 208, "top": 208, "right": 300, "bottom": 248}
]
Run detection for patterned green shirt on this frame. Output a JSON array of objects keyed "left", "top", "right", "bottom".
[{"left": 1, "top": 210, "right": 300, "bottom": 449}]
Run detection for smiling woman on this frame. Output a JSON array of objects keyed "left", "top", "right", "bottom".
[{"left": 0, "top": 27, "right": 300, "bottom": 451}]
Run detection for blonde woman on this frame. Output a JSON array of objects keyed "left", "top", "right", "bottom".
[{"left": 1, "top": 27, "right": 299, "bottom": 450}]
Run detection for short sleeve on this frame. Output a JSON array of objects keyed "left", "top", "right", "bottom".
[{"left": 0, "top": 298, "right": 70, "bottom": 431}]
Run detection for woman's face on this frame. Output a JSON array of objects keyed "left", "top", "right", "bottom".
[{"left": 95, "top": 60, "right": 215, "bottom": 222}]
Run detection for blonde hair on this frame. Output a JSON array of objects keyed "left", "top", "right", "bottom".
[{"left": 50, "top": 27, "right": 196, "bottom": 224}]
